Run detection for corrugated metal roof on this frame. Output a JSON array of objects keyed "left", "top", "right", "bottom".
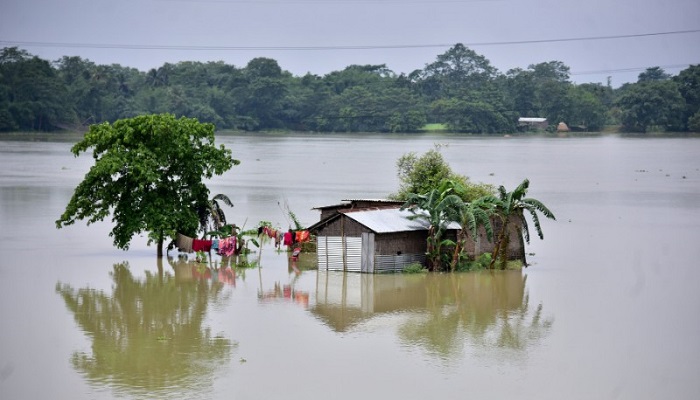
[
  {"left": 312, "top": 202, "right": 348, "bottom": 210},
  {"left": 313, "top": 199, "right": 404, "bottom": 210},
  {"left": 341, "top": 199, "right": 403, "bottom": 203},
  {"left": 518, "top": 117, "right": 547, "bottom": 122},
  {"left": 342, "top": 208, "right": 460, "bottom": 233}
]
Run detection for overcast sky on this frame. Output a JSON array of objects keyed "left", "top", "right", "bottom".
[{"left": 2, "top": 0, "right": 699, "bottom": 86}]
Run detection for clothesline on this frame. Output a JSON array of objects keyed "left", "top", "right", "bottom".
[
  {"left": 175, "top": 233, "right": 237, "bottom": 256},
  {"left": 174, "top": 228, "right": 311, "bottom": 256}
]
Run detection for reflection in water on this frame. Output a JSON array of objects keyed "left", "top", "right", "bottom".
[
  {"left": 168, "top": 256, "right": 239, "bottom": 287},
  {"left": 258, "top": 281, "right": 311, "bottom": 308},
  {"left": 55, "top": 261, "right": 234, "bottom": 398},
  {"left": 256, "top": 256, "right": 311, "bottom": 308},
  {"left": 313, "top": 270, "right": 552, "bottom": 358}
]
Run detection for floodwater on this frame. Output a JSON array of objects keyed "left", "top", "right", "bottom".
[{"left": 1, "top": 132, "right": 699, "bottom": 399}]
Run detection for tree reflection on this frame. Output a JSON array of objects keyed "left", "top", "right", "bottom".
[
  {"left": 312, "top": 270, "right": 552, "bottom": 359},
  {"left": 398, "top": 272, "right": 552, "bottom": 358},
  {"left": 55, "top": 260, "right": 234, "bottom": 397}
]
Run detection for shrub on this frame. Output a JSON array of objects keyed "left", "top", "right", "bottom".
[
  {"left": 403, "top": 262, "right": 428, "bottom": 274},
  {"left": 456, "top": 252, "right": 493, "bottom": 272}
]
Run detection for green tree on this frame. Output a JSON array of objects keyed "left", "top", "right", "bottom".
[
  {"left": 673, "top": 64, "right": 700, "bottom": 131},
  {"left": 441, "top": 186, "right": 495, "bottom": 271},
  {"left": 489, "top": 179, "right": 555, "bottom": 269},
  {"left": 430, "top": 98, "right": 512, "bottom": 133},
  {"left": 231, "top": 57, "right": 289, "bottom": 130},
  {"left": 0, "top": 47, "right": 74, "bottom": 131},
  {"left": 638, "top": 66, "right": 671, "bottom": 82},
  {"left": 688, "top": 110, "right": 700, "bottom": 132},
  {"left": 55, "top": 114, "right": 238, "bottom": 256},
  {"left": 616, "top": 80, "right": 685, "bottom": 132},
  {"left": 566, "top": 85, "right": 607, "bottom": 131},
  {"left": 419, "top": 44, "right": 498, "bottom": 100},
  {"left": 505, "top": 61, "right": 573, "bottom": 127},
  {"left": 393, "top": 146, "right": 493, "bottom": 201}
]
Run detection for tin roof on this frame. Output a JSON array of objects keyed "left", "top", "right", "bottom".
[
  {"left": 312, "top": 199, "right": 403, "bottom": 210},
  {"left": 342, "top": 208, "right": 460, "bottom": 233},
  {"left": 518, "top": 117, "right": 547, "bottom": 122},
  {"left": 341, "top": 199, "right": 403, "bottom": 203}
]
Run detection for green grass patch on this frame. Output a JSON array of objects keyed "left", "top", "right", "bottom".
[{"left": 421, "top": 123, "right": 449, "bottom": 132}]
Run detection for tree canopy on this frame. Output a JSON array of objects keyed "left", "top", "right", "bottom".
[
  {"left": 2, "top": 46, "right": 699, "bottom": 134},
  {"left": 55, "top": 114, "right": 238, "bottom": 256},
  {"left": 392, "top": 146, "right": 494, "bottom": 201}
]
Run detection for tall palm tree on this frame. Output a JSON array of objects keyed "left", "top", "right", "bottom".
[
  {"left": 490, "top": 179, "right": 555, "bottom": 269},
  {"left": 434, "top": 179, "right": 497, "bottom": 271},
  {"left": 449, "top": 196, "right": 497, "bottom": 271},
  {"left": 198, "top": 193, "right": 233, "bottom": 237},
  {"left": 402, "top": 189, "right": 464, "bottom": 271}
]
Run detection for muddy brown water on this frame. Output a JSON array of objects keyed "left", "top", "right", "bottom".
[{"left": 1, "top": 133, "right": 699, "bottom": 399}]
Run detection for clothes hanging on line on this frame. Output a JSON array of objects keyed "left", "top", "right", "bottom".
[
  {"left": 192, "top": 239, "right": 212, "bottom": 252},
  {"left": 218, "top": 236, "right": 237, "bottom": 257},
  {"left": 296, "top": 230, "right": 310, "bottom": 243},
  {"left": 283, "top": 231, "right": 294, "bottom": 246},
  {"left": 176, "top": 233, "right": 194, "bottom": 253}
]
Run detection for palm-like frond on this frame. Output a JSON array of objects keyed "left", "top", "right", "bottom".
[
  {"left": 213, "top": 193, "right": 233, "bottom": 208},
  {"left": 513, "top": 179, "right": 530, "bottom": 199},
  {"left": 198, "top": 193, "right": 234, "bottom": 235},
  {"left": 490, "top": 179, "right": 554, "bottom": 267},
  {"left": 522, "top": 198, "right": 556, "bottom": 221},
  {"left": 518, "top": 211, "right": 531, "bottom": 243},
  {"left": 497, "top": 185, "right": 507, "bottom": 201}
]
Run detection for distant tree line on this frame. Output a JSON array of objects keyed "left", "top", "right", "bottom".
[{"left": 1, "top": 45, "right": 698, "bottom": 133}]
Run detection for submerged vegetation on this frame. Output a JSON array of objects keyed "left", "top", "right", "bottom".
[
  {"left": 54, "top": 114, "right": 238, "bottom": 256},
  {"left": 397, "top": 147, "right": 555, "bottom": 272}
]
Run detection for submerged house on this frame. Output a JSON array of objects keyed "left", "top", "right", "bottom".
[
  {"left": 518, "top": 117, "right": 548, "bottom": 130},
  {"left": 309, "top": 199, "right": 525, "bottom": 273}
]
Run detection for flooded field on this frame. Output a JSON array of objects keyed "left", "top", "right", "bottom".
[{"left": 1, "top": 133, "right": 699, "bottom": 399}]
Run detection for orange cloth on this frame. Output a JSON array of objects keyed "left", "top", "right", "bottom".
[{"left": 296, "top": 230, "right": 310, "bottom": 243}]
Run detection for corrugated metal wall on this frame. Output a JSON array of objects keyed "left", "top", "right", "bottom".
[
  {"left": 317, "top": 234, "right": 426, "bottom": 273},
  {"left": 374, "top": 254, "right": 426, "bottom": 273},
  {"left": 317, "top": 236, "right": 362, "bottom": 272}
]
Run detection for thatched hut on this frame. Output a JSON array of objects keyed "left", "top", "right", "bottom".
[{"left": 556, "top": 121, "right": 570, "bottom": 132}]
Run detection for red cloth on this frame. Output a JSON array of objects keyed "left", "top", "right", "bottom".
[
  {"left": 192, "top": 239, "right": 212, "bottom": 252},
  {"left": 283, "top": 232, "right": 293, "bottom": 246}
]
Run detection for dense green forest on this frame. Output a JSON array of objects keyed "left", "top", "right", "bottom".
[{"left": 1, "top": 45, "right": 698, "bottom": 134}]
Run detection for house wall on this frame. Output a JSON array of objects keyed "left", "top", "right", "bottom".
[
  {"left": 315, "top": 216, "right": 430, "bottom": 273},
  {"left": 374, "top": 231, "right": 427, "bottom": 255},
  {"left": 314, "top": 215, "right": 371, "bottom": 237},
  {"left": 315, "top": 216, "right": 429, "bottom": 257},
  {"left": 461, "top": 217, "right": 526, "bottom": 260}
]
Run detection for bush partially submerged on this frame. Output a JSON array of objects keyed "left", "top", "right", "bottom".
[
  {"left": 457, "top": 252, "right": 492, "bottom": 272},
  {"left": 403, "top": 262, "right": 428, "bottom": 274}
]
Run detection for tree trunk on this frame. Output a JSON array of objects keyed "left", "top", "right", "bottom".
[
  {"left": 157, "top": 232, "right": 164, "bottom": 258},
  {"left": 451, "top": 231, "right": 464, "bottom": 272},
  {"left": 489, "top": 217, "right": 509, "bottom": 269}
]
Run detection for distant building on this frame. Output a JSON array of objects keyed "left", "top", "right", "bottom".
[{"left": 518, "top": 117, "right": 548, "bottom": 130}]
